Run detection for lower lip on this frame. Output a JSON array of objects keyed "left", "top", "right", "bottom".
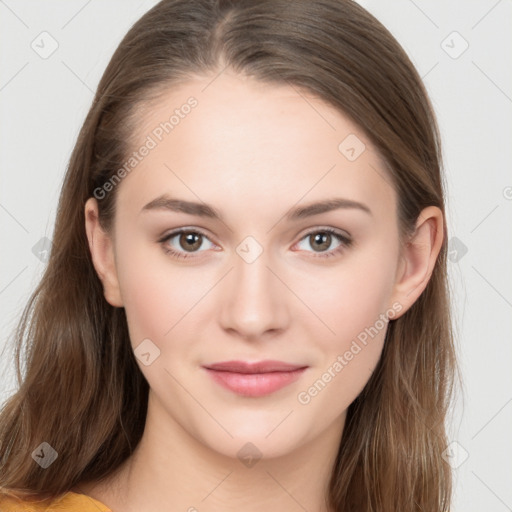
[{"left": 203, "top": 368, "right": 307, "bottom": 397}]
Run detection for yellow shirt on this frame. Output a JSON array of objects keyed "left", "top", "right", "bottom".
[{"left": 0, "top": 491, "right": 112, "bottom": 511}]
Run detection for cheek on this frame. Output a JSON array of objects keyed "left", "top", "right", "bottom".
[
  {"left": 298, "top": 249, "right": 397, "bottom": 344},
  {"left": 114, "top": 237, "right": 215, "bottom": 354},
  {"left": 294, "top": 250, "right": 397, "bottom": 408}
]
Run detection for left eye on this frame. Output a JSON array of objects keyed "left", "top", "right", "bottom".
[{"left": 295, "top": 228, "right": 351, "bottom": 257}]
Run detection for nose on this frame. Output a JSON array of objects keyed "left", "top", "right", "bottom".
[{"left": 218, "top": 247, "right": 290, "bottom": 341}]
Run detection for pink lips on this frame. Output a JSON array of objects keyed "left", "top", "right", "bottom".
[{"left": 202, "top": 360, "right": 308, "bottom": 397}]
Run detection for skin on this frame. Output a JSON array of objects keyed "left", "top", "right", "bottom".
[{"left": 81, "top": 71, "right": 443, "bottom": 512}]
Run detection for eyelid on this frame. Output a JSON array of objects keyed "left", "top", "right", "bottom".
[
  {"left": 158, "top": 226, "right": 214, "bottom": 243},
  {"left": 299, "top": 225, "right": 351, "bottom": 240}
]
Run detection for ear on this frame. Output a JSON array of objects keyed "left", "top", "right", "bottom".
[
  {"left": 84, "top": 197, "right": 124, "bottom": 307},
  {"left": 389, "top": 206, "right": 444, "bottom": 318}
]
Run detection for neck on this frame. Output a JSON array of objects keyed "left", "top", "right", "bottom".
[{"left": 79, "top": 391, "right": 345, "bottom": 512}]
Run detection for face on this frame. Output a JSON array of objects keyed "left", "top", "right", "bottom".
[{"left": 88, "top": 71, "right": 413, "bottom": 461}]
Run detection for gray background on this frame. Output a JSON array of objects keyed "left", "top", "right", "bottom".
[{"left": 1, "top": 1, "right": 511, "bottom": 510}]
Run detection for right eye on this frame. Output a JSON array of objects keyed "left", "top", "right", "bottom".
[{"left": 159, "top": 229, "right": 216, "bottom": 260}]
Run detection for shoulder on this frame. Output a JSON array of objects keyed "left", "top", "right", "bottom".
[{"left": 0, "top": 491, "right": 112, "bottom": 511}]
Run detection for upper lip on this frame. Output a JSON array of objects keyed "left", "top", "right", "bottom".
[{"left": 203, "top": 360, "right": 308, "bottom": 374}]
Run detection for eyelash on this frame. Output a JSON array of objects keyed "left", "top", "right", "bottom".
[{"left": 158, "top": 227, "right": 352, "bottom": 261}]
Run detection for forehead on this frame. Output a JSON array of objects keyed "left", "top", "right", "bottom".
[{"left": 119, "top": 72, "right": 396, "bottom": 222}]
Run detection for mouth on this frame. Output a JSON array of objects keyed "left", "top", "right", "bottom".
[{"left": 202, "top": 360, "right": 309, "bottom": 397}]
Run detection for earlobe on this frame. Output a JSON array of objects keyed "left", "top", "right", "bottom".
[
  {"left": 390, "top": 206, "right": 444, "bottom": 316},
  {"left": 84, "top": 197, "right": 124, "bottom": 307}
]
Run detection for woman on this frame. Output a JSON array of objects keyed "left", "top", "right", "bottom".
[{"left": 0, "top": 0, "right": 458, "bottom": 510}]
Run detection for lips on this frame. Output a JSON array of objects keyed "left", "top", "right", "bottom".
[
  {"left": 203, "top": 360, "right": 307, "bottom": 373},
  {"left": 202, "top": 360, "right": 308, "bottom": 397}
]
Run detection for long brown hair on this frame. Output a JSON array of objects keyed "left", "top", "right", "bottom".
[{"left": 0, "top": 1, "right": 460, "bottom": 510}]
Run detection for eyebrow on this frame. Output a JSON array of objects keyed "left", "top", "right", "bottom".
[{"left": 140, "top": 194, "right": 372, "bottom": 221}]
